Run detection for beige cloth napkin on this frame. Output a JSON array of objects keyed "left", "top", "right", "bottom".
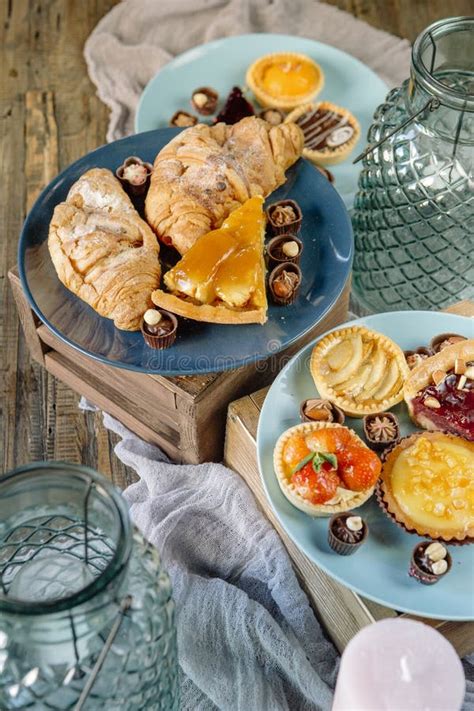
[{"left": 85, "top": 0, "right": 411, "bottom": 142}]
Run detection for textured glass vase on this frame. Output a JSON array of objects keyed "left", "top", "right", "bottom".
[
  {"left": 0, "top": 463, "right": 179, "bottom": 710},
  {"left": 352, "top": 17, "right": 474, "bottom": 313}
]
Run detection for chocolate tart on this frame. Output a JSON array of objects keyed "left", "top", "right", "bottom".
[
  {"left": 258, "top": 108, "right": 285, "bottom": 125},
  {"left": 409, "top": 541, "right": 452, "bottom": 585},
  {"left": 141, "top": 309, "right": 178, "bottom": 349},
  {"left": 266, "top": 234, "right": 303, "bottom": 268},
  {"left": 266, "top": 199, "right": 302, "bottom": 236},
  {"left": 273, "top": 422, "right": 376, "bottom": 517},
  {"left": 268, "top": 262, "right": 301, "bottom": 305},
  {"left": 116, "top": 156, "right": 153, "bottom": 197},
  {"left": 246, "top": 52, "right": 324, "bottom": 110},
  {"left": 310, "top": 326, "right": 409, "bottom": 417},
  {"left": 363, "top": 412, "right": 400, "bottom": 452},
  {"left": 377, "top": 432, "right": 474, "bottom": 544},
  {"left": 300, "top": 398, "right": 345, "bottom": 424},
  {"left": 403, "top": 339, "right": 474, "bottom": 441},
  {"left": 169, "top": 110, "right": 197, "bottom": 128},
  {"left": 404, "top": 346, "right": 434, "bottom": 370},
  {"left": 191, "top": 87, "right": 218, "bottom": 115},
  {"left": 430, "top": 333, "right": 467, "bottom": 353},
  {"left": 328, "top": 512, "right": 368, "bottom": 555},
  {"left": 286, "top": 101, "right": 360, "bottom": 166}
]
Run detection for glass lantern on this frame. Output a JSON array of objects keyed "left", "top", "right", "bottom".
[
  {"left": 0, "top": 462, "right": 179, "bottom": 710},
  {"left": 352, "top": 16, "right": 474, "bottom": 313}
]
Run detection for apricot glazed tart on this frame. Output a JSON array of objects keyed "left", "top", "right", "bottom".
[
  {"left": 404, "top": 339, "right": 474, "bottom": 441},
  {"left": 378, "top": 432, "right": 474, "bottom": 544},
  {"left": 273, "top": 422, "right": 381, "bottom": 516},
  {"left": 285, "top": 102, "right": 360, "bottom": 165},
  {"left": 152, "top": 196, "right": 267, "bottom": 324},
  {"left": 310, "top": 326, "right": 409, "bottom": 417},
  {"left": 246, "top": 53, "right": 324, "bottom": 110}
]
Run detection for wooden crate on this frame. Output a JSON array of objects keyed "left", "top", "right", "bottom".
[
  {"left": 224, "top": 300, "right": 474, "bottom": 656},
  {"left": 8, "top": 266, "right": 350, "bottom": 464}
]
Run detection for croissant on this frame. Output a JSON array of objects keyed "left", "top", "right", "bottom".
[
  {"left": 145, "top": 116, "right": 304, "bottom": 254},
  {"left": 48, "top": 168, "right": 160, "bottom": 331}
]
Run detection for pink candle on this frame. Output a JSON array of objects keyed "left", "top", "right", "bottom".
[{"left": 332, "top": 618, "right": 465, "bottom": 710}]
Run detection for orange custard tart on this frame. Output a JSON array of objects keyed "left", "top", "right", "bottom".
[
  {"left": 378, "top": 432, "right": 474, "bottom": 543},
  {"left": 273, "top": 422, "right": 381, "bottom": 516},
  {"left": 310, "top": 326, "right": 409, "bottom": 417},
  {"left": 246, "top": 52, "right": 324, "bottom": 110}
]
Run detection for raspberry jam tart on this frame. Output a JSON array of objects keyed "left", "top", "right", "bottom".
[
  {"left": 404, "top": 339, "right": 474, "bottom": 441},
  {"left": 273, "top": 422, "right": 381, "bottom": 516}
]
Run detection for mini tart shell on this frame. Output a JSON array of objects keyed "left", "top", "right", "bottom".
[
  {"left": 246, "top": 52, "right": 324, "bottom": 110},
  {"left": 273, "top": 422, "right": 375, "bottom": 517},
  {"left": 285, "top": 102, "right": 361, "bottom": 166},
  {"left": 376, "top": 432, "right": 474, "bottom": 544},
  {"left": 310, "top": 325, "right": 409, "bottom": 417},
  {"left": 404, "top": 338, "right": 474, "bottom": 424}
]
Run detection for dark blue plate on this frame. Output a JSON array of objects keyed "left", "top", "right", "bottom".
[{"left": 19, "top": 129, "right": 353, "bottom": 375}]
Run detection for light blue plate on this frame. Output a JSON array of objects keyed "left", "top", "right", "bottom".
[
  {"left": 257, "top": 311, "right": 474, "bottom": 620},
  {"left": 135, "top": 33, "right": 388, "bottom": 208}
]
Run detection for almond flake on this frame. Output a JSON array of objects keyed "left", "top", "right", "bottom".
[
  {"left": 457, "top": 375, "right": 467, "bottom": 390},
  {"left": 454, "top": 359, "right": 466, "bottom": 375},
  {"left": 432, "top": 370, "right": 446, "bottom": 386},
  {"left": 424, "top": 396, "right": 441, "bottom": 409}
]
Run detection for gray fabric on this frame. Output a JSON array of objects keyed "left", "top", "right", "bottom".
[
  {"left": 84, "top": 0, "right": 411, "bottom": 142},
  {"left": 104, "top": 411, "right": 339, "bottom": 710}
]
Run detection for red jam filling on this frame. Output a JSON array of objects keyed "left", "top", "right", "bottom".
[{"left": 412, "top": 369, "right": 474, "bottom": 441}]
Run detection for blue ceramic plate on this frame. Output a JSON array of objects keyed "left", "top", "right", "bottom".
[
  {"left": 136, "top": 33, "right": 388, "bottom": 207},
  {"left": 18, "top": 129, "right": 352, "bottom": 375},
  {"left": 257, "top": 311, "right": 474, "bottom": 620}
]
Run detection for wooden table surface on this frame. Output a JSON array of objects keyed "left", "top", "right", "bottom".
[{"left": 0, "top": 0, "right": 471, "bottom": 478}]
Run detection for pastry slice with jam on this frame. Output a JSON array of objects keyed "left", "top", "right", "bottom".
[{"left": 404, "top": 339, "right": 474, "bottom": 441}]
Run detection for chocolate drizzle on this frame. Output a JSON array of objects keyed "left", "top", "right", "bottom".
[{"left": 297, "top": 108, "right": 351, "bottom": 150}]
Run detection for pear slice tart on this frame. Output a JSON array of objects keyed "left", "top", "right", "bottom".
[
  {"left": 273, "top": 422, "right": 380, "bottom": 517},
  {"left": 310, "top": 326, "right": 410, "bottom": 417}
]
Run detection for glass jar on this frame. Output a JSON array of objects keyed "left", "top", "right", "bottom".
[
  {"left": 0, "top": 462, "right": 179, "bottom": 710},
  {"left": 352, "top": 17, "right": 474, "bottom": 313}
]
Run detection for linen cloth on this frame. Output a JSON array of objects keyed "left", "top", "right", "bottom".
[
  {"left": 84, "top": 0, "right": 412, "bottom": 142},
  {"left": 83, "top": 2, "right": 473, "bottom": 708}
]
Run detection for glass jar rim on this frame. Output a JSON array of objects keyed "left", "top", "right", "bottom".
[
  {"left": 0, "top": 462, "right": 132, "bottom": 616},
  {"left": 412, "top": 16, "right": 474, "bottom": 112}
]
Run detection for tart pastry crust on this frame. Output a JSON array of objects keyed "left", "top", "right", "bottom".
[
  {"left": 310, "top": 326, "right": 409, "bottom": 417},
  {"left": 404, "top": 339, "right": 474, "bottom": 416},
  {"left": 145, "top": 117, "right": 303, "bottom": 254},
  {"left": 246, "top": 53, "right": 324, "bottom": 110},
  {"left": 285, "top": 102, "right": 360, "bottom": 165},
  {"left": 273, "top": 422, "right": 375, "bottom": 517},
  {"left": 377, "top": 432, "right": 474, "bottom": 543}
]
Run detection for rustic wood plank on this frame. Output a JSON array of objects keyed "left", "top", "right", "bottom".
[
  {"left": 8, "top": 267, "right": 48, "bottom": 365},
  {"left": 45, "top": 351, "right": 182, "bottom": 460}
]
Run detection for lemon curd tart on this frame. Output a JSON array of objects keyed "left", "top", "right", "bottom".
[
  {"left": 378, "top": 432, "right": 474, "bottom": 543},
  {"left": 246, "top": 52, "right": 324, "bottom": 110},
  {"left": 151, "top": 196, "right": 268, "bottom": 324}
]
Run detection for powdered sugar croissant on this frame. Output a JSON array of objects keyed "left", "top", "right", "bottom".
[
  {"left": 48, "top": 168, "right": 160, "bottom": 331},
  {"left": 145, "top": 116, "right": 304, "bottom": 254}
]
